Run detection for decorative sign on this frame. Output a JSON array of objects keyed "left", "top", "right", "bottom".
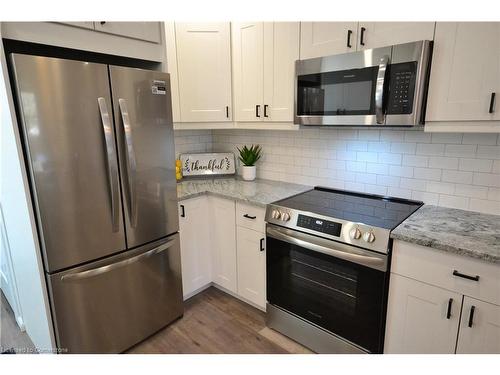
[{"left": 180, "top": 153, "right": 235, "bottom": 177}]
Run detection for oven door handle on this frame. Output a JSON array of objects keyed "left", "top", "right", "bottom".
[
  {"left": 266, "top": 225, "right": 387, "bottom": 271},
  {"left": 375, "top": 54, "right": 390, "bottom": 125}
]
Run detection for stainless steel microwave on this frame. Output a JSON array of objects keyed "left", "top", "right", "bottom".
[{"left": 294, "top": 40, "right": 433, "bottom": 127}]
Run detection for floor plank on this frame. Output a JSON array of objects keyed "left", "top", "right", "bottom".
[{"left": 127, "top": 287, "right": 313, "bottom": 354}]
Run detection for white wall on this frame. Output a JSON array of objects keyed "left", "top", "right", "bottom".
[
  {"left": 208, "top": 128, "right": 500, "bottom": 215},
  {"left": 0, "top": 37, "right": 55, "bottom": 351}
]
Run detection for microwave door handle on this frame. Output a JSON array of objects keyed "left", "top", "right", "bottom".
[{"left": 375, "top": 55, "right": 389, "bottom": 124}]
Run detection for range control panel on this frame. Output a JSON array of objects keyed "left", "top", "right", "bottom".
[
  {"left": 297, "top": 214, "right": 342, "bottom": 237},
  {"left": 387, "top": 61, "right": 417, "bottom": 115}
]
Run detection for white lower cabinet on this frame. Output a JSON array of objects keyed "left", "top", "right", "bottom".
[
  {"left": 384, "top": 274, "right": 462, "bottom": 354},
  {"left": 456, "top": 297, "right": 500, "bottom": 354},
  {"left": 210, "top": 197, "right": 237, "bottom": 293},
  {"left": 236, "top": 226, "right": 266, "bottom": 309},
  {"left": 178, "top": 197, "right": 211, "bottom": 298}
]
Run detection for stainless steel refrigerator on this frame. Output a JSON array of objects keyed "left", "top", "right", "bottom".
[{"left": 10, "top": 53, "right": 183, "bottom": 353}]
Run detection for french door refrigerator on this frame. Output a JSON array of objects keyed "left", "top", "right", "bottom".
[{"left": 10, "top": 53, "right": 183, "bottom": 353}]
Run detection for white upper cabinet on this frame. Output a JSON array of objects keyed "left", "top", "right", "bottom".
[
  {"left": 232, "top": 22, "right": 265, "bottom": 122},
  {"left": 232, "top": 22, "right": 299, "bottom": 123},
  {"left": 426, "top": 22, "right": 500, "bottom": 123},
  {"left": 456, "top": 297, "right": 500, "bottom": 354},
  {"left": 384, "top": 274, "right": 462, "bottom": 354},
  {"left": 175, "top": 22, "right": 232, "bottom": 122},
  {"left": 300, "top": 22, "right": 358, "bottom": 59},
  {"left": 263, "top": 22, "right": 300, "bottom": 122},
  {"left": 209, "top": 197, "right": 237, "bottom": 293},
  {"left": 357, "top": 22, "right": 435, "bottom": 50},
  {"left": 94, "top": 22, "right": 162, "bottom": 43}
]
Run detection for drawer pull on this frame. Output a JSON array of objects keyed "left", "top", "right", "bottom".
[
  {"left": 260, "top": 238, "right": 265, "bottom": 252},
  {"left": 468, "top": 305, "right": 476, "bottom": 328},
  {"left": 452, "top": 270, "right": 480, "bottom": 282},
  {"left": 243, "top": 214, "right": 257, "bottom": 220},
  {"left": 180, "top": 204, "right": 185, "bottom": 218},
  {"left": 446, "top": 298, "right": 453, "bottom": 319}
]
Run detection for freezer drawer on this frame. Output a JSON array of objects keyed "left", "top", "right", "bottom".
[{"left": 47, "top": 234, "right": 183, "bottom": 353}]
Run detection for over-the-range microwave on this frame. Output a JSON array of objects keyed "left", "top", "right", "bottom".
[{"left": 294, "top": 40, "right": 433, "bottom": 127}]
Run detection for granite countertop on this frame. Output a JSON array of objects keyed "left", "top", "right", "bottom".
[
  {"left": 391, "top": 205, "right": 500, "bottom": 264},
  {"left": 177, "top": 177, "right": 311, "bottom": 208}
]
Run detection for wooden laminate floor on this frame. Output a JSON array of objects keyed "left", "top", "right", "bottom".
[
  {"left": 0, "top": 290, "right": 36, "bottom": 354},
  {"left": 127, "top": 287, "right": 313, "bottom": 354}
]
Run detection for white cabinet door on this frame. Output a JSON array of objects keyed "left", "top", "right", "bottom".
[
  {"left": 209, "top": 197, "right": 237, "bottom": 293},
  {"left": 236, "top": 227, "right": 266, "bottom": 309},
  {"left": 300, "top": 22, "right": 358, "bottom": 59},
  {"left": 426, "top": 22, "right": 500, "bottom": 122},
  {"left": 263, "top": 22, "right": 299, "bottom": 122},
  {"left": 357, "top": 22, "right": 435, "bottom": 50},
  {"left": 94, "top": 22, "right": 162, "bottom": 43},
  {"left": 384, "top": 274, "right": 462, "bottom": 354},
  {"left": 456, "top": 297, "right": 500, "bottom": 353},
  {"left": 178, "top": 197, "right": 211, "bottom": 298},
  {"left": 175, "top": 22, "right": 232, "bottom": 122},
  {"left": 232, "top": 22, "right": 264, "bottom": 122}
]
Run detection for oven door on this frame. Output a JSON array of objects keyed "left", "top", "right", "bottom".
[
  {"left": 295, "top": 46, "right": 391, "bottom": 126},
  {"left": 266, "top": 224, "right": 389, "bottom": 353}
]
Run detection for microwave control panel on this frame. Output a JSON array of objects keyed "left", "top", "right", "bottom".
[{"left": 387, "top": 62, "right": 417, "bottom": 115}]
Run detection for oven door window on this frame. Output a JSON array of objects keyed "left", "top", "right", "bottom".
[
  {"left": 266, "top": 236, "right": 388, "bottom": 353},
  {"left": 297, "top": 66, "right": 378, "bottom": 116}
]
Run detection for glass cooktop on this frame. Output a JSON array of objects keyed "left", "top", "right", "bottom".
[{"left": 274, "top": 187, "right": 423, "bottom": 230}]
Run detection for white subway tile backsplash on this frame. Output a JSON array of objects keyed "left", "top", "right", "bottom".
[{"left": 197, "top": 129, "right": 500, "bottom": 215}]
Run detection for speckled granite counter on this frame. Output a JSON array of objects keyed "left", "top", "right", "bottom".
[
  {"left": 177, "top": 177, "right": 311, "bottom": 208},
  {"left": 391, "top": 205, "right": 500, "bottom": 264}
]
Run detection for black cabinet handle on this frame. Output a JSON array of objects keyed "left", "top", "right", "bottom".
[
  {"left": 100, "top": 21, "right": 106, "bottom": 25},
  {"left": 346, "top": 30, "right": 353, "bottom": 48},
  {"left": 264, "top": 104, "right": 269, "bottom": 118},
  {"left": 489, "top": 92, "right": 496, "bottom": 113},
  {"left": 446, "top": 298, "right": 453, "bottom": 319},
  {"left": 180, "top": 204, "right": 185, "bottom": 218},
  {"left": 226, "top": 106, "right": 229, "bottom": 118},
  {"left": 243, "top": 214, "right": 256, "bottom": 220},
  {"left": 468, "top": 305, "right": 476, "bottom": 328},
  {"left": 260, "top": 238, "right": 265, "bottom": 252},
  {"left": 360, "top": 27, "right": 366, "bottom": 46},
  {"left": 256, "top": 105, "right": 261, "bottom": 118},
  {"left": 452, "top": 270, "right": 480, "bottom": 282}
]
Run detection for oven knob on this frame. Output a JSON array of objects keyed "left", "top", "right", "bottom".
[
  {"left": 363, "top": 231, "right": 376, "bottom": 243},
  {"left": 271, "top": 209, "right": 281, "bottom": 220},
  {"left": 349, "top": 227, "right": 362, "bottom": 240},
  {"left": 281, "top": 212, "right": 291, "bottom": 221}
]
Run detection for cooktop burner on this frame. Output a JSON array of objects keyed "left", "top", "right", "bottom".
[
  {"left": 266, "top": 187, "right": 423, "bottom": 254},
  {"left": 274, "top": 187, "right": 422, "bottom": 230}
]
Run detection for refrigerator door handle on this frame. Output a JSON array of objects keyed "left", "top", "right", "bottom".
[
  {"left": 61, "top": 237, "right": 176, "bottom": 282},
  {"left": 97, "top": 97, "right": 120, "bottom": 232},
  {"left": 118, "top": 98, "right": 138, "bottom": 228}
]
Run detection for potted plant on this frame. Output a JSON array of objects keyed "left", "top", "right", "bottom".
[{"left": 237, "top": 144, "right": 262, "bottom": 181}]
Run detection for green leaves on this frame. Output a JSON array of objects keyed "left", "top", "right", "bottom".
[{"left": 237, "top": 144, "right": 262, "bottom": 166}]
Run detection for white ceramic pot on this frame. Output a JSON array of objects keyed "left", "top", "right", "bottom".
[{"left": 241, "top": 165, "right": 256, "bottom": 181}]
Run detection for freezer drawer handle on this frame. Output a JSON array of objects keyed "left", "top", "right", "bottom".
[
  {"left": 118, "top": 98, "right": 138, "bottom": 228},
  {"left": 97, "top": 97, "right": 120, "bottom": 232},
  {"left": 61, "top": 238, "right": 176, "bottom": 282}
]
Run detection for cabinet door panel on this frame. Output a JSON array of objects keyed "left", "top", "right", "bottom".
[
  {"left": 237, "top": 227, "right": 266, "bottom": 309},
  {"left": 357, "top": 22, "right": 435, "bottom": 50},
  {"left": 210, "top": 197, "right": 237, "bottom": 292},
  {"left": 426, "top": 22, "right": 500, "bottom": 121},
  {"left": 263, "top": 22, "right": 299, "bottom": 122},
  {"left": 384, "top": 274, "right": 461, "bottom": 354},
  {"left": 232, "top": 22, "right": 264, "bottom": 122},
  {"left": 457, "top": 297, "right": 500, "bottom": 353},
  {"left": 300, "top": 22, "right": 358, "bottom": 59},
  {"left": 178, "top": 197, "right": 211, "bottom": 298},
  {"left": 176, "top": 22, "right": 232, "bottom": 122},
  {"left": 94, "top": 22, "right": 161, "bottom": 43}
]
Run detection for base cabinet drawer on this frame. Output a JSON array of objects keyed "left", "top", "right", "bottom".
[
  {"left": 236, "top": 202, "right": 266, "bottom": 232},
  {"left": 384, "top": 274, "right": 462, "bottom": 354},
  {"left": 236, "top": 226, "right": 266, "bottom": 309}
]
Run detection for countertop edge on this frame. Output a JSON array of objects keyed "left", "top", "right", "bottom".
[{"left": 177, "top": 190, "right": 268, "bottom": 208}]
